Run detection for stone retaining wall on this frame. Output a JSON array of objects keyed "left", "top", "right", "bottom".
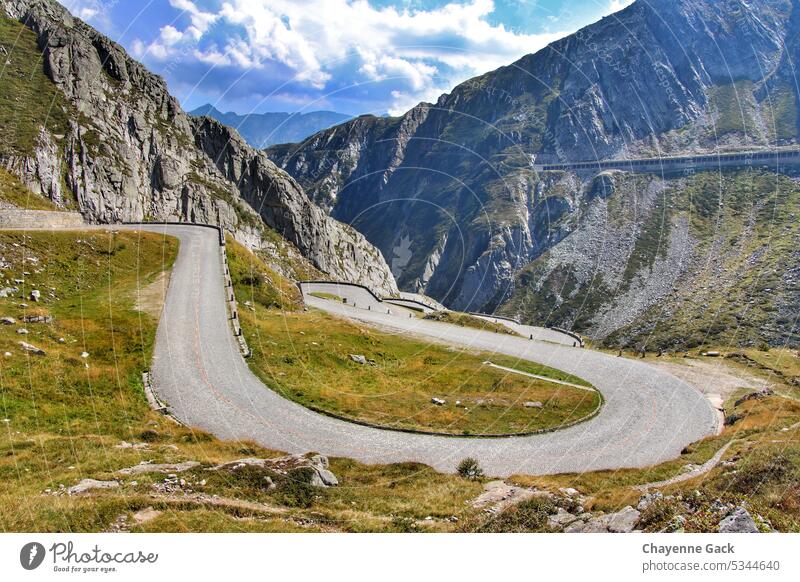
[{"left": 0, "top": 209, "right": 85, "bottom": 229}]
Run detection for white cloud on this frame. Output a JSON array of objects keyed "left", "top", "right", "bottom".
[
  {"left": 132, "top": 0, "right": 568, "bottom": 112},
  {"left": 359, "top": 52, "right": 438, "bottom": 92},
  {"left": 59, "top": 1, "right": 105, "bottom": 26},
  {"left": 608, "top": 0, "right": 635, "bottom": 12},
  {"left": 160, "top": 25, "right": 184, "bottom": 46},
  {"left": 388, "top": 87, "right": 446, "bottom": 116}
]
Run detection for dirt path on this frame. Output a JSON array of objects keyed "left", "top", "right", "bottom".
[
  {"left": 646, "top": 357, "right": 776, "bottom": 434},
  {"left": 635, "top": 440, "right": 737, "bottom": 491},
  {"left": 134, "top": 270, "right": 171, "bottom": 318}
]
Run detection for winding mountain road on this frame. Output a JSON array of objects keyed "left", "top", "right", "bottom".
[
  {"left": 136, "top": 224, "right": 717, "bottom": 477},
  {"left": 302, "top": 281, "right": 579, "bottom": 346}
]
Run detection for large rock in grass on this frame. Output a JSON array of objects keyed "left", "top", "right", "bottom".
[
  {"left": 309, "top": 454, "right": 339, "bottom": 487},
  {"left": 214, "top": 453, "right": 339, "bottom": 488},
  {"left": 567, "top": 506, "right": 640, "bottom": 533},
  {"left": 608, "top": 506, "right": 641, "bottom": 533},
  {"left": 67, "top": 478, "right": 119, "bottom": 495},
  {"left": 18, "top": 341, "right": 45, "bottom": 355},
  {"left": 718, "top": 506, "right": 759, "bottom": 533}
]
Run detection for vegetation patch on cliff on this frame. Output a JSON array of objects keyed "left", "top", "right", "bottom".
[
  {"left": 0, "top": 167, "right": 60, "bottom": 210},
  {"left": 0, "top": 17, "right": 70, "bottom": 156}
]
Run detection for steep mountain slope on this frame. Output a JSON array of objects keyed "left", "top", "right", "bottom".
[
  {"left": 0, "top": 0, "right": 396, "bottom": 294},
  {"left": 190, "top": 105, "right": 350, "bottom": 149},
  {"left": 266, "top": 0, "right": 798, "bottom": 320},
  {"left": 499, "top": 169, "right": 800, "bottom": 349}
]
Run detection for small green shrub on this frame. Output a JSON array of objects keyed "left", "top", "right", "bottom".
[
  {"left": 722, "top": 454, "right": 794, "bottom": 493},
  {"left": 638, "top": 499, "right": 678, "bottom": 531},
  {"left": 457, "top": 458, "right": 484, "bottom": 480},
  {"left": 277, "top": 467, "right": 318, "bottom": 508},
  {"left": 477, "top": 497, "right": 556, "bottom": 532},
  {"left": 138, "top": 429, "right": 161, "bottom": 442},
  {"left": 391, "top": 515, "right": 419, "bottom": 532}
]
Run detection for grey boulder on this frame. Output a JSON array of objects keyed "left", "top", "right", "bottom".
[{"left": 718, "top": 507, "right": 759, "bottom": 533}]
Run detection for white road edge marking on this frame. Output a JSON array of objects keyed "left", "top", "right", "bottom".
[{"left": 483, "top": 361, "right": 597, "bottom": 392}]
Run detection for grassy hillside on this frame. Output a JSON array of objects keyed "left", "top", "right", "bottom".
[
  {"left": 502, "top": 349, "right": 800, "bottom": 533},
  {"left": 609, "top": 170, "right": 800, "bottom": 350},
  {"left": 0, "top": 230, "right": 480, "bottom": 532},
  {"left": 0, "top": 17, "right": 70, "bottom": 157},
  {"left": 1, "top": 229, "right": 798, "bottom": 532}
]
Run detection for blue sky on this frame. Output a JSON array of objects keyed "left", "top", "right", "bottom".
[{"left": 60, "top": 0, "right": 634, "bottom": 116}]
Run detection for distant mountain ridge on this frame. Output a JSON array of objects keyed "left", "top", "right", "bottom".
[{"left": 190, "top": 105, "right": 350, "bottom": 148}]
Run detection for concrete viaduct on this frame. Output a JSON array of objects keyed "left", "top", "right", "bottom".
[{"left": 533, "top": 147, "right": 800, "bottom": 174}]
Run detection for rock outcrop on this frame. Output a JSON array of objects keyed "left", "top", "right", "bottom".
[
  {"left": 0, "top": 0, "right": 396, "bottom": 295},
  {"left": 718, "top": 506, "right": 760, "bottom": 533}
]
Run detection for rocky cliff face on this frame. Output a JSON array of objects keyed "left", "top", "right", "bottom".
[
  {"left": 266, "top": 0, "right": 798, "bottom": 317},
  {"left": 0, "top": 0, "right": 397, "bottom": 295}
]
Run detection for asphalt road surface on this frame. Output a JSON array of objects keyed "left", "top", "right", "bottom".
[{"left": 137, "top": 224, "right": 718, "bottom": 477}]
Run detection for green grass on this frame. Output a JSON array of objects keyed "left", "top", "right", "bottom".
[
  {"left": 507, "top": 352, "right": 800, "bottom": 532},
  {"left": 227, "top": 241, "right": 599, "bottom": 436},
  {"left": 759, "top": 83, "right": 798, "bottom": 141},
  {"left": 309, "top": 291, "right": 344, "bottom": 302},
  {"left": 0, "top": 167, "right": 60, "bottom": 210},
  {"left": 225, "top": 236, "right": 302, "bottom": 311},
  {"left": 0, "top": 230, "right": 178, "bottom": 435},
  {"left": 246, "top": 231, "right": 324, "bottom": 282},
  {"left": 0, "top": 17, "right": 70, "bottom": 157},
  {"left": 734, "top": 348, "right": 800, "bottom": 387},
  {"left": 707, "top": 78, "right": 798, "bottom": 142},
  {"left": 422, "top": 310, "right": 519, "bottom": 336},
  {"left": 486, "top": 355, "right": 592, "bottom": 387},
  {"left": 709, "top": 80, "right": 758, "bottom": 137},
  {"left": 0, "top": 230, "right": 473, "bottom": 533}
]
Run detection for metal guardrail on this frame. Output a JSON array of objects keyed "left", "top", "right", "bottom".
[
  {"left": 550, "top": 326, "right": 585, "bottom": 347},
  {"left": 298, "top": 279, "right": 387, "bottom": 302},
  {"left": 122, "top": 220, "right": 226, "bottom": 246},
  {"left": 468, "top": 312, "right": 521, "bottom": 325},
  {"left": 385, "top": 298, "right": 436, "bottom": 312}
]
